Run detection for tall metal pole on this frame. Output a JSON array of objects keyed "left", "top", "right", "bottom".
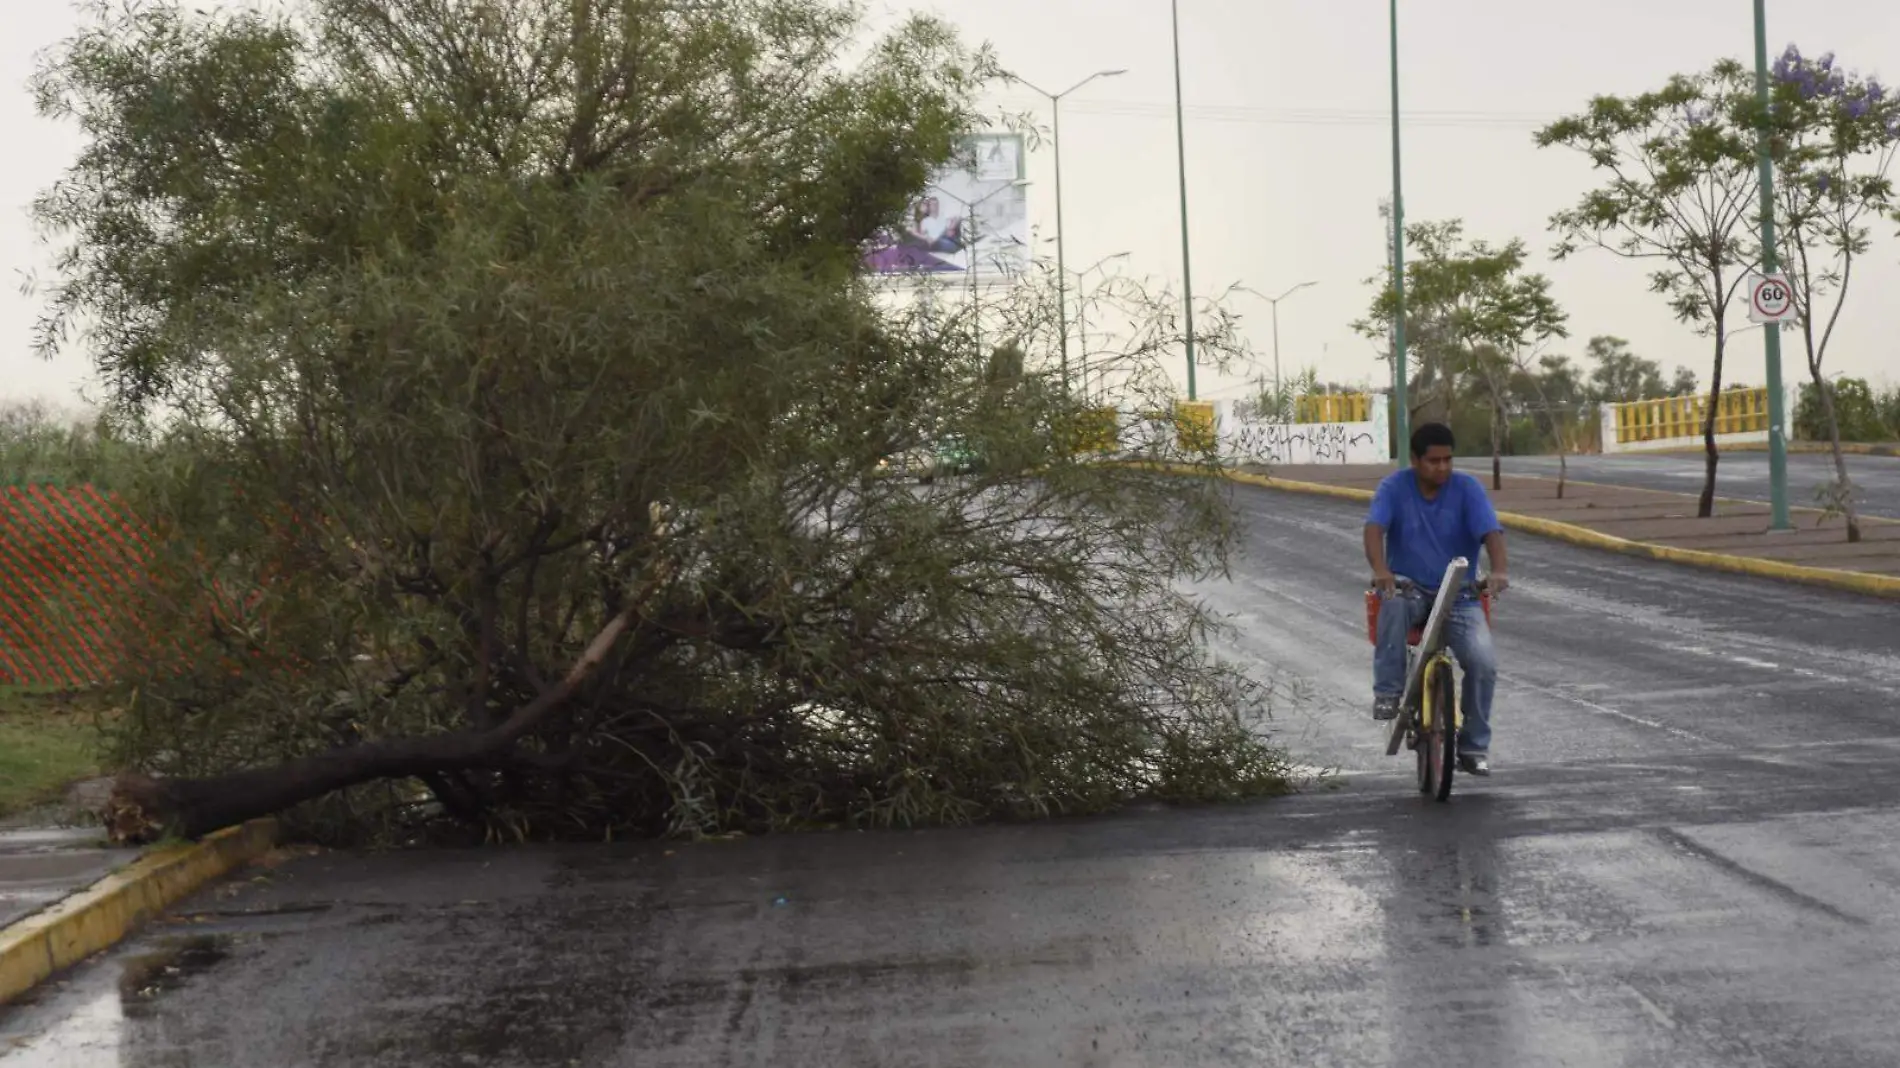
[
  {"left": 1387, "top": 0, "right": 1410, "bottom": 460},
  {"left": 1234, "top": 281, "right": 1316, "bottom": 419},
  {"left": 1014, "top": 70, "right": 1123, "bottom": 395},
  {"left": 1271, "top": 300, "right": 1281, "bottom": 413},
  {"left": 1752, "top": 0, "right": 1794, "bottom": 531},
  {"left": 1053, "top": 101, "right": 1070, "bottom": 392},
  {"left": 1169, "top": 0, "right": 1198, "bottom": 400}
]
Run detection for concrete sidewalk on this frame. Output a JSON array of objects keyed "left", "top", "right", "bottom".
[
  {"left": 1255, "top": 463, "right": 1900, "bottom": 582},
  {"left": 0, "top": 827, "right": 132, "bottom": 930}
]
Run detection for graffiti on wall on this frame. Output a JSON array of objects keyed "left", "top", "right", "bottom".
[{"left": 1221, "top": 407, "right": 1380, "bottom": 466}]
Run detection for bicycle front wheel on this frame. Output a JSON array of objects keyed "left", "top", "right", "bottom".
[{"left": 1429, "top": 658, "right": 1457, "bottom": 801}]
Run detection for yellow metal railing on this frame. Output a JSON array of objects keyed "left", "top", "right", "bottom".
[
  {"left": 1295, "top": 393, "right": 1371, "bottom": 424},
  {"left": 1613, "top": 386, "right": 1769, "bottom": 444},
  {"left": 1068, "top": 407, "right": 1121, "bottom": 454},
  {"left": 1173, "top": 401, "right": 1216, "bottom": 452}
]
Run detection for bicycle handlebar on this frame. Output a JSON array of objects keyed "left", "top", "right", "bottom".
[{"left": 1370, "top": 576, "right": 1499, "bottom": 596}]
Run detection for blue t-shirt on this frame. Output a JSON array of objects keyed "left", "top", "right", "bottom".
[{"left": 1366, "top": 470, "right": 1501, "bottom": 594}]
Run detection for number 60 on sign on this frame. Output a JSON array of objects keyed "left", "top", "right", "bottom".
[{"left": 1747, "top": 272, "right": 1795, "bottom": 324}]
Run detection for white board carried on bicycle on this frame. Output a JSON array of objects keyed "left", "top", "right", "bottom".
[{"left": 1385, "top": 557, "right": 1470, "bottom": 756}]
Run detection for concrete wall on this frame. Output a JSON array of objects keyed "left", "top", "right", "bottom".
[{"left": 1215, "top": 394, "right": 1390, "bottom": 466}]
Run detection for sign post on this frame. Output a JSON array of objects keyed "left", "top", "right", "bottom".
[{"left": 1751, "top": 0, "right": 1794, "bottom": 532}]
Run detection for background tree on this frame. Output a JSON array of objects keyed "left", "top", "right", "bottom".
[
  {"left": 1539, "top": 61, "right": 1762, "bottom": 518},
  {"left": 1669, "top": 365, "right": 1701, "bottom": 397},
  {"left": 1583, "top": 336, "right": 1669, "bottom": 403},
  {"left": 33, "top": 0, "right": 1288, "bottom": 845},
  {"left": 1355, "top": 219, "right": 1567, "bottom": 488},
  {"left": 1508, "top": 352, "right": 1589, "bottom": 497},
  {"left": 1764, "top": 45, "right": 1900, "bottom": 542},
  {"left": 1795, "top": 377, "right": 1897, "bottom": 443}
]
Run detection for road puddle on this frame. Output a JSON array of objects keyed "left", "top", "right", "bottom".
[
  {"left": 0, "top": 934, "right": 232, "bottom": 1066},
  {"left": 117, "top": 935, "right": 230, "bottom": 1019}
]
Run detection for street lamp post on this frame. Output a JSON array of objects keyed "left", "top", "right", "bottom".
[
  {"left": 1169, "top": 0, "right": 1197, "bottom": 400},
  {"left": 1066, "top": 251, "right": 1131, "bottom": 402},
  {"left": 1387, "top": 0, "right": 1410, "bottom": 460},
  {"left": 1237, "top": 281, "right": 1319, "bottom": 416},
  {"left": 1751, "top": 0, "right": 1794, "bottom": 531},
  {"left": 930, "top": 179, "right": 1030, "bottom": 356},
  {"left": 1012, "top": 69, "right": 1126, "bottom": 394}
]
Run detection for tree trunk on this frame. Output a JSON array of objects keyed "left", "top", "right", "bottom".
[
  {"left": 106, "top": 731, "right": 524, "bottom": 843},
  {"left": 1813, "top": 374, "right": 1863, "bottom": 543},
  {"left": 102, "top": 599, "right": 643, "bottom": 843},
  {"left": 1697, "top": 333, "right": 1726, "bottom": 519},
  {"left": 1558, "top": 450, "right": 1567, "bottom": 499},
  {"left": 1490, "top": 403, "right": 1503, "bottom": 491}
]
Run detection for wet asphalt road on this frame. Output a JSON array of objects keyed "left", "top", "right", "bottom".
[
  {"left": 1501, "top": 452, "right": 1900, "bottom": 519},
  {"left": 7, "top": 485, "right": 1900, "bottom": 1067}
]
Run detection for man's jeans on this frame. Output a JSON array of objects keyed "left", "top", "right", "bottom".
[{"left": 1373, "top": 582, "right": 1498, "bottom": 755}]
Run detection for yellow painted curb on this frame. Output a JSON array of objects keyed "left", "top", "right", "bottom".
[
  {"left": 0, "top": 818, "right": 278, "bottom": 1006},
  {"left": 1498, "top": 472, "right": 1898, "bottom": 528},
  {"left": 1173, "top": 465, "right": 1900, "bottom": 601},
  {"left": 1648, "top": 442, "right": 1900, "bottom": 457}
]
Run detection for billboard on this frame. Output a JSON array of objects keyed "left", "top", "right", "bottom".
[{"left": 862, "top": 133, "right": 1029, "bottom": 281}]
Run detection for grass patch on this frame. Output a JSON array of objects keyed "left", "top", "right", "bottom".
[{"left": 0, "top": 686, "right": 110, "bottom": 819}]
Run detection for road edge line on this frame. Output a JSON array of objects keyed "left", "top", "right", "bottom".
[
  {"left": 0, "top": 817, "right": 278, "bottom": 1006},
  {"left": 1176, "top": 465, "right": 1900, "bottom": 601}
]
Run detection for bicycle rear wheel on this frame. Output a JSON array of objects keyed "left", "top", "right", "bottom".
[{"left": 1429, "top": 659, "right": 1457, "bottom": 801}]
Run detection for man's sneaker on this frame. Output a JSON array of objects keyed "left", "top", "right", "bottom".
[
  {"left": 1458, "top": 752, "right": 1491, "bottom": 777},
  {"left": 1372, "top": 696, "right": 1400, "bottom": 721}
]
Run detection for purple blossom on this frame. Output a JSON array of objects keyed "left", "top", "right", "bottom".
[
  {"left": 1845, "top": 96, "right": 1871, "bottom": 120},
  {"left": 1814, "top": 174, "right": 1832, "bottom": 195},
  {"left": 1869, "top": 79, "right": 1887, "bottom": 102}
]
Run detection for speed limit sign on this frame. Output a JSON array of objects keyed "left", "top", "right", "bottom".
[{"left": 1748, "top": 272, "right": 1795, "bottom": 324}]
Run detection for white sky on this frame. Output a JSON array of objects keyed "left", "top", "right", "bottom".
[{"left": 6, "top": 0, "right": 1900, "bottom": 412}]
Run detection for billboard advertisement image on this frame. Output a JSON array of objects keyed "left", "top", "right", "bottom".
[{"left": 862, "top": 133, "right": 1028, "bottom": 280}]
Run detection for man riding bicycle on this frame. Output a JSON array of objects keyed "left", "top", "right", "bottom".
[{"left": 1364, "top": 422, "right": 1509, "bottom": 777}]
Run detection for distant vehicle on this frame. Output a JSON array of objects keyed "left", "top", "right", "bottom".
[{"left": 874, "top": 434, "right": 984, "bottom": 484}]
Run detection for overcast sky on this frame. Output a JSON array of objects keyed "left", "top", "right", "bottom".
[{"left": 6, "top": 0, "right": 1900, "bottom": 413}]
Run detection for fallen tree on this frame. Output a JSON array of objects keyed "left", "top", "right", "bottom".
[{"left": 36, "top": 0, "right": 1287, "bottom": 845}]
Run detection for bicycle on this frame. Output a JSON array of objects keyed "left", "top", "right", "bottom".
[{"left": 1363, "top": 557, "right": 1494, "bottom": 801}]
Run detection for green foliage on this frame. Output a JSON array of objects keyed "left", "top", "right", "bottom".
[
  {"left": 1764, "top": 47, "right": 1899, "bottom": 368},
  {"left": 1540, "top": 60, "right": 1769, "bottom": 514},
  {"left": 0, "top": 689, "right": 105, "bottom": 819},
  {"left": 33, "top": 0, "right": 1287, "bottom": 842},
  {"left": 1762, "top": 47, "right": 1898, "bottom": 538},
  {"left": 0, "top": 402, "right": 144, "bottom": 489},
  {"left": 1539, "top": 61, "right": 1762, "bottom": 335},
  {"left": 1669, "top": 365, "right": 1700, "bottom": 397},
  {"left": 1582, "top": 336, "right": 1668, "bottom": 403},
  {"left": 1795, "top": 378, "right": 1898, "bottom": 442},
  {"left": 1354, "top": 219, "right": 1567, "bottom": 468}
]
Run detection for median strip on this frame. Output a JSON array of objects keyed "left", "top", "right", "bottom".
[{"left": 1163, "top": 464, "right": 1900, "bottom": 601}]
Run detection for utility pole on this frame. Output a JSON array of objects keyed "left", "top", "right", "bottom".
[
  {"left": 1751, "top": 0, "right": 1794, "bottom": 531},
  {"left": 1387, "top": 0, "right": 1410, "bottom": 459},
  {"left": 1169, "top": 0, "right": 1197, "bottom": 400},
  {"left": 1234, "top": 282, "right": 1318, "bottom": 419},
  {"left": 1012, "top": 70, "right": 1126, "bottom": 395}
]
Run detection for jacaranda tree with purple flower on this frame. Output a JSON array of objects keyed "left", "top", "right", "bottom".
[
  {"left": 1761, "top": 45, "right": 1900, "bottom": 543},
  {"left": 1538, "top": 61, "right": 1762, "bottom": 519}
]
